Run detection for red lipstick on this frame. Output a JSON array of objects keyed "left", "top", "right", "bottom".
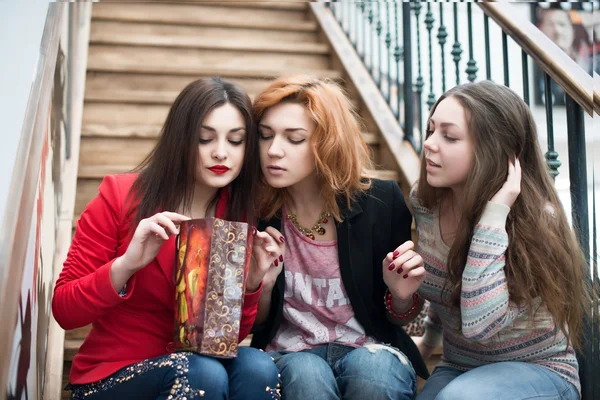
[{"left": 208, "top": 165, "right": 230, "bottom": 175}]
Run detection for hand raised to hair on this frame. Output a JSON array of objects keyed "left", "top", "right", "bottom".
[{"left": 490, "top": 158, "right": 521, "bottom": 208}]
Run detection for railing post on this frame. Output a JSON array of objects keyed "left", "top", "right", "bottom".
[
  {"left": 402, "top": 2, "right": 415, "bottom": 149},
  {"left": 565, "top": 95, "right": 595, "bottom": 400},
  {"left": 465, "top": 3, "right": 478, "bottom": 82},
  {"left": 565, "top": 97, "right": 589, "bottom": 261},
  {"left": 437, "top": 3, "right": 447, "bottom": 93},
  {"left": 413, "top": 2, "right": 424, "bottom": 139},
  {"left": 425, "top": 4, "right": 436, "bottom": 110},
  {"left": 544, "top": 73, "right": 561, "bottom": 179}
]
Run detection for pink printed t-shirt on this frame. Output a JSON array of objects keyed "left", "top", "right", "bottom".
[{"left": 266, "top": 212, "right": 376, "bottom": 352}]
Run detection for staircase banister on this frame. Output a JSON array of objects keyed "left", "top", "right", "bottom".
[
  {"left": 478, "top": 2, "right": 597, "bottom": 116},
  {"left": 0, "top": 3, "right": 65, "bottom": 397},
  {"left": 594, "top": 73, "right": 600, "bottom": 115}
]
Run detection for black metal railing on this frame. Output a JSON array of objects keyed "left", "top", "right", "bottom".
[{"left": 325, "top": 1, "right": 598, "bottom": 398}]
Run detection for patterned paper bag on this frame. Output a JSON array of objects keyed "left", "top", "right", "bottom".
[{"left": 173, "top": 218, "right": 253, "bottom": 358}]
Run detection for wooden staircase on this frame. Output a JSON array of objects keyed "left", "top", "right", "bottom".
[{"left": 64, "top": 2, "right": 414, "bottom": 397}]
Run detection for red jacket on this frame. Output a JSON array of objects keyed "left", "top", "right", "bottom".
[{"left": 52, "top": 174, "right": 262, "bottom": 384}]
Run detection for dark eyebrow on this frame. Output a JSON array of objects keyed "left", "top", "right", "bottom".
[
  {"left": 201, "top": 125, "right": 246, "bottom": 133},
  {"left": 429, "top": 119, "right": 459, "bottom": 128},
  {"left": 258, "top": 124, "right": 307, "bottom": 133}
]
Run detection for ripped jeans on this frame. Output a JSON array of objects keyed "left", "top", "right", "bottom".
[{"left": 270, "top": 343, "right": 416, "bottom": 400}]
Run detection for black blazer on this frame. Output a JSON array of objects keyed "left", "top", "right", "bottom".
[{"left": 250, "top": 179, "right": 429, "bottom": 379}]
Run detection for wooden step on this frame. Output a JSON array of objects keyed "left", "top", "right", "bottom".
[
  {"left": 82, "top": 103, "right": 167, "bottom": 126},
  {"left": 83, "top": 103, "right": 170, "bottom": 125},
  {"left": 92, "top": 3, "right": 316, "bottom": 31},
  {"left": 90, "top": 21, "right": 327, "bottom": 54},
  {"left": 90, "top": 43, "right": 329, "bottom": 72},
  {"left": 64, "top": 339, "right": 82, "bottom": 362},
  {"left": 79, "top": 137, "right": 155, "bottom": 179},
  {"left": 364, "top": 168, "right": 399, "bottom": 182},
  {"left": 75, "top": 179, "right": 102, "bottom": 217},
  {"left": 82, "top": 123, "right": 162, "bottom": 138},
  {"left": 65, "top": 324, "right": 92, "bottom": 340},
  {"left": 90, "top": 20, "right": 317, "bottom": 46},
  {"left": 87, "top": 45, "right": 333, "bottom": 79},
  {"left": 85, "top": 73, "right": 273, "bottom": 105},
  {"left": 362, "top": 132, "right": 379, "bottom": 146},
  {"left": 112, "top": 1, "right": 309, "bottom": 11},
  {"left": 87, "top": 60, "right": 341, "bottom": 80}
]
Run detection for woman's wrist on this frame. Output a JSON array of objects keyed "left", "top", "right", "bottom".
[
  {"left": 110, "top": 256, "right": 136, "bottom": 293},
  {"left": 390, "top": 293, "right": 414, "bottom": 313},
  {"left": 246, "top": 279, "right": 263, "bottom": 293},
  {"left": 384, "top": 289, "right": 420, "bottom": 320}
]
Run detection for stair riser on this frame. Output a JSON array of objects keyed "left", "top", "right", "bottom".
[
  {"left": 90, "top": 21, "right": 319, "bottom": 45},
  {"left": 79, "top": 137, "right": 156, "bottom": 179},
  {"left": 83, "top": 103, "right": 169, "bottom": 125},
  {"left": 85, "top": 73, "right": 273, "bottom": 105},
  {"left": 75, "top": 179, "right": 103, "bottom": 218},
  {"left": 92, "top": 3, "right": 311, "bottom": 28},
  {"left": 88, "top": 45, "right": 330, "bottom": 74}
]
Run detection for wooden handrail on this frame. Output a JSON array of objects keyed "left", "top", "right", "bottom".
[
  {"left": 0, "top": 4, "right": 65, "bottom": 397},
  {"left": 43, "top": 4, "right": 93, "bottom": 399},
  {"left": 478, "top": 2, "right": 598, "bottom": 116},
  {"left": 595, "top": 73, "right": 600, "bottom": 115}
]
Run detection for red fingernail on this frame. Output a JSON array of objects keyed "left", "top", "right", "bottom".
[
  {"left": 403, "top": 274, "right": 409, "bottom": 279},
  {"left": 274, "top": 259, "right": 278, "bottom": 267},
  {"left": 397, "top": 268, "right": 404, "bottom": 274},
  {"left": 388, "top": 263, "right": 395, "bottom": 271},
  {"left": 279, "top": 255, "right": 283, "bottom": 262},
  {"left": 393, "top": 250, "right": 399, "bottom": 259},
  {"left": 279, "top": 236, "right": 285, "bottom": 243}
]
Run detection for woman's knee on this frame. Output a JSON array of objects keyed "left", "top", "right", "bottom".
[
  {"left": 276, "top": 351, "right": 335, "bottom": 384},
  {"left": 336, "top": 346, "right": 416, "bottom": 399},
  {"left": 182, "top": 353, "right": 229, "bottom": 396},
  {"left": 435, "top": 380, "right": 482, "bottom": 400},
  {"left": 342, "top": 345, "right": 416, "bottom": 383},
  {"left": 231, "top": 347, "right": 279, "bottom": 381}
]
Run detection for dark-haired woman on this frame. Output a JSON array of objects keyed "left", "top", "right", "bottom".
[{"left": 53, "top": 78, "right": 283, "bottom": 400}]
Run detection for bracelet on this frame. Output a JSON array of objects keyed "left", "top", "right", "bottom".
[{"left": 384, "top": 289, "right": 419, "bottom": 320}]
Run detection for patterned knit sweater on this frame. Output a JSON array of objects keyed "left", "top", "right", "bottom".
[{"left": 410, "top": 189, "right": 580, "bottom": 396}]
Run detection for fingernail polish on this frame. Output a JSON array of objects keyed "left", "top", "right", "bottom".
[
  {"left": 393, "top": 250, "right": 399, "bottom": 259},
  {"left": 274, "top": 259, "right": 278, "bottom": 267},
  {"left": 403, "top": 274, "right": 409, "bottom": 279},
  {"left": 279, "top": 255, "right": 283, "bottom": 262},
  {"left": 279, "top": 236, "right": 285, "bottom": 243},
  {"left": 397, "top": 268, "right": 404, "bottom": 274},
  {"left": 388, "top": 263, "right": 395, "bottom": 271}
]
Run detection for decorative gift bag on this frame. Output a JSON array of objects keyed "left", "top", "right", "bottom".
[{"left": 173, "top": 218, "right": 253, "bottom": 358}]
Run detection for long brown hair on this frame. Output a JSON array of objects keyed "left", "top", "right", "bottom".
[
  {"left": 128, "top": 77, "right": 259, "bottom": 226},
  {"left": 416, "top": 81, "right": 590, "bottom": 350},
  {"left": 253, "top": 75, "right": 372, "bottom": 221}
]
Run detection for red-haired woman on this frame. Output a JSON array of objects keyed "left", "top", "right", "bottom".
[
  {"left": 53, "top": 77, "right": 283, "bottom": 400},
  {"left": 250, "top": 75, "right": 428, "bottom": 400}
]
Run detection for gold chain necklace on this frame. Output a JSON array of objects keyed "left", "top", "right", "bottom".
[{"left": 287, "top": 210, "right": 331, "bottom": 240}]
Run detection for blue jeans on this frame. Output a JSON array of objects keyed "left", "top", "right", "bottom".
[
  {"left": 416, "top": 362, "right": 579, "bottom": 400},
  {"left": 271, "top": 343, "right": 416, "bottom": 400},
  {"left": 69, "top": 347, "right": 280, "bottom": 399}
]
